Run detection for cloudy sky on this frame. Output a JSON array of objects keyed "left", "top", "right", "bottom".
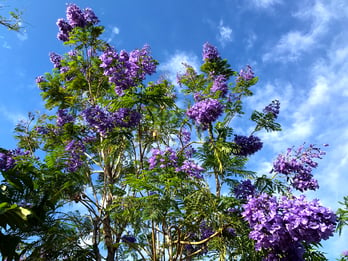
[{"left": 1, "top": 0, "right": 348, "bottom": 258}]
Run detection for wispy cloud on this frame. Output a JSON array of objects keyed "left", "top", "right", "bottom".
[
  {"left": 217, "top": 20, "right": 233, "bottom": 47},
  {"left": 0, "top": 105, "right": 26, "bottom": 125},
  {"left": 263, "top": 1, "right": 336, "bottom": 62},
  {"left": 250, "top": 0, "right": 282, "bottom": 9},
  {"left": 106, "top": 25, "right": 120, "bottom": 43}
]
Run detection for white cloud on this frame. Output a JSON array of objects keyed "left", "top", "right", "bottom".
[
  {"left": 158, "top": 51, "right": 199, "bottom": 84},
  {"left": 217, "top": 20, "right": 232, "bottom": 47},
  {"left": 106, "top": 25, "right": 120, "bottom": 43},
  {"left": 263, "top": 0, "right": 336, "bottom": 62},
  {"left": 251, "top": 0, "right": 282, "bottom": 8},
  {"left": 112, "top": 26, "right": 120, "bottom": 35},
  {"left": 0, "top": 105, "right": 26, "bottom": 125}
]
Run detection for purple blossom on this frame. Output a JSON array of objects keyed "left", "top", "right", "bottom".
[
  {"left": 148, "top": 147, "right": 178, "bottom": 169},
  {"left": 202, "top": 42, "right": 220, "bottom": 61},
  {"left": 0, "top": 152, "right": 15, "bottom": 172},
  {"left": 83, "top": 8, "right": 99, "bottom": 25},
  {"left": 187, "top": 98, "right": 223, "bottom": 130},
  {"left": 35, "top": 126, "right": 49, "bottom": 135},
  {"left": 83, "top": 106, "right": 111, "bottom": 135},
  {"left": 36, "top": 76, "right": 46, "bottom": 84},
  {"left": 238, "top": 65, "right": 254, "bottom": 81},
  {"left": 83, "top": 106, "right": 141, "bottom": 135},
  {"left": 0, "top": 149, "right": 29, "bottom": 172},
  {"left": 66, "top": 4, "right": 86, "bottom": 28},
  {"left": 233, "top": 135, "right": 263, "bottom": 156},
  {"left": 56, "top": 18, "right": 72, "bottom": 41},
  {"left": 263, "top": 100, "right": 280, "bottom": 118},
  {"left": 200, "top": 221, "right": 214, "bottom": 239},
  {"left": 121, "top": 235, "right": 136, "bottom": 243},
  {"left": 242, "top": 193, "right": 336, "bottom": 259},
  {"left": 65, "top": 140, "right": 85, "bottom": 172},
  {"left": 272, "top": 144, "right": 325, "bottom": 192},
  {"left": 211, "top": 75, "right": 228, "bottom": 97},
  {"left": 180, "top": 128, "right": 191, "bottom": 144},
  {"left": 112, "top": 108, "right": 141, "bottom": 128},
  {"left": 233, "top": 179, "right": 255, "bottom": 200},
  {"left": 342, "top": 250, "right": 348, "bottom": 257},
  {"left": 99, "top": 46, "right": 157, "bottom": 96},
  {"left": 57, "top": 109, "right": 75, "bottom": 127},
  {"left": 175, "top": 160, "right": 204, "bottom": 179},
  {"left": 49, "top": 52, "right": 62, "bottom": 69}
]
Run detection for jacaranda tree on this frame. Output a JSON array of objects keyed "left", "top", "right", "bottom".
[{"left": 0, "top": 4, "right": 342, "bottom": 261}]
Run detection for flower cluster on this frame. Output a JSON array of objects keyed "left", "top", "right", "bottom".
[
  {"left": 57, "top": 109, "right": 75, "bottom": 127},
  {"left": 57, "top": 4, "right": 99, "bottom": 41},
  {"left": 0, "top": 149, "right": 29, "bottom": 172},
  {"left": 202, "top": 42, "right": 220, "bottom": 61},
  {"left": 83, "top": 106, "right": 141, "bottom": 135},
  {"left": 186, "top": 98, "right": 223, "bottom": 130},
  {"left": 233, "top": 179, "right": 256, "bottom": 200},
  {"left": 272, "top": 144, "right": 326, "bottom": 191},
  {"left": 237, "top": 65, "right": 254, "bottom": 81},
  {"left": 35, "top": 75, "right": 46, "bottom": 84},
  {"left": 49, "top": 52, "right": 62, "bottom": 69},
  {"left": 65, "top": 140, "right": 85, "bottom": 172},
  {"left": 99, "top": 46, "right": 157, "bottom": 96},
  {"left": 114, "top": 108, "right": 142, "bottom": 128},
  {"left": 175, "top": 160, "right": 204, "bottom": 179},
  {"left": 263, "top": 100, "right": 280, "bottom": 118},
  {"left": 233, "top": 135, "right": 263, "bottom": 156},
  {"left": 0, "top": 152, "right": 15, "bottom": 172},
  {"left": 242, "top": 193, "right": 337, "bottom": 260},
  {"left": 180, "top": 128, "right": 191, "bottom": 145},
  {"left": 148, "top": 147, "right": 178, "bottom": 169},
  {"left": 121, "top": 235, "right": 136, "bottom": 243},
  {"left": 211, "top": 75, "right": 228, "bottom": 97}
]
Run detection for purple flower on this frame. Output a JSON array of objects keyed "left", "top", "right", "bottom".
[
  {"left": 180, "top": 128, "right": 191, "bottom": 144},
  {"left": 342, "top": 250, "right": 348, "bottom": 257},
  {"left": 99, "top": 45, "right": 156, "bottom": 96},
  {"left": 121, "top": 235, "right": 136, "bottom": 243},
  {"left": 36, "top": 76, "right": 46, "bottom": 84},
  {"left": 187, "top": 98, "right": 223, "bottom": 130},
  {"left": 83, "top": 106, "right": 140, "bottom": 136},
  {"left": 0, "top": 149, "right": 29, "bottom": 172},
  {"left": 65, "top": 140, "right": 85, "bottom": 172},
  {"left": 112, "top": 108, "right": 141, "bottom": 128},
  {"left": 233, "top": 180, "right": 255, "bottom": 200},
  {"left": 56, "top": 18, "right": 72, "bottom": 41},
  {"left": 211, "top": 75, "right": 228, "bottom": 97},
  {"left": 0, "top": 152, "right": 15, "bottom": 172},
  {"left": 199, "top": 221, "right": 214, "bottom": 239},
  {"left": 272, "top": 144, "right": 325, "bottom": 192},
  {"left": 66, "top": 4, "right": 86, "bottom": 28},
  {"left": 49, "top": 52, "right": 62, "bottom": 69},
  {"left": 83, "top": 8, "right": 99, "bottom": 25},
  {"left": 242, "top": 193, "right": 336, "bottom": 259},
  {"left": 234, "top": 135, "right": 263, "bottom": 156},
  {"left": 202, "top": 42, "right": 220, "bottom": 61},
  {"left": 148, "top": 147, "right": 178, "bottom": 169},
  {"left": 57, "top": 109, "right": 75, "bottom": 127},
  {"left": 238, "top": 65, "right": 254, "bottom": 81},
  {"left": 175, "top": 160, "right": 204, "bottom": 179},
  {"left": 263, "top": 100, "right": 280, "bottom": 118}
]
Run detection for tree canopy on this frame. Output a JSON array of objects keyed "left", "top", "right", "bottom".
[{"left": 1, "top": 3, "right": 347, "bottom": 261}]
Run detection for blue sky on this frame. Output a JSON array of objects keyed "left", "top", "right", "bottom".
[{"left": 1, "top": 0, "right": 348, "bottom": 258}]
